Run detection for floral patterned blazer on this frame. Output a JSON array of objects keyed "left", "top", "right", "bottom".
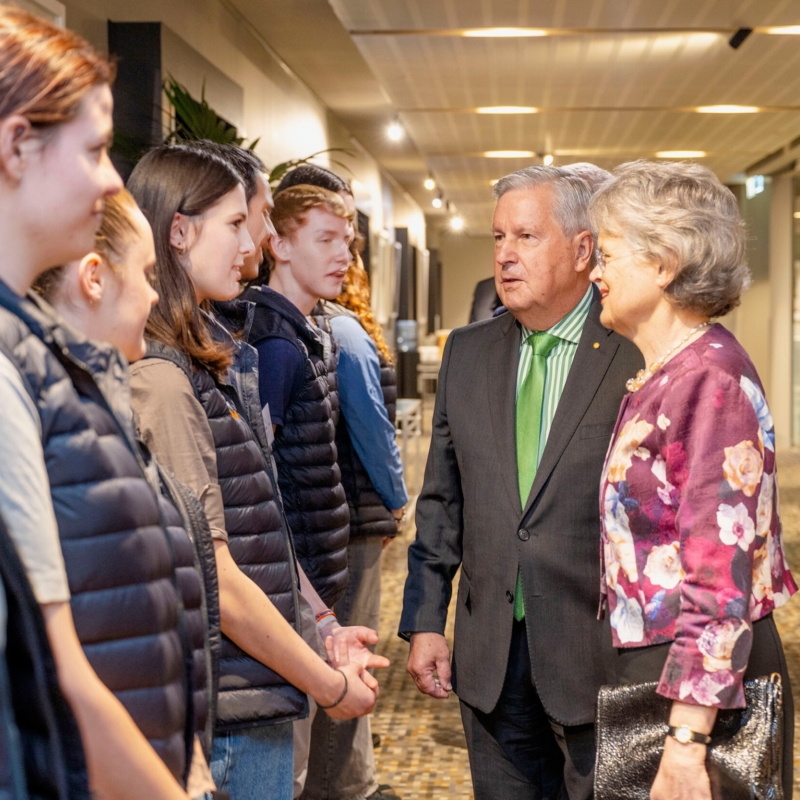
[{"left": 600, "top": 324, "right": 796, "bottom": 709}]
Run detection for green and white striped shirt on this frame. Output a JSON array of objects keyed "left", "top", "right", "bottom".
[{"left": 516, "top": 286, "right": 593, "bottom": 466}]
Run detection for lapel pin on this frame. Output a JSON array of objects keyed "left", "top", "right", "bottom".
[{"left": 593, "top": 342, "right": 600, "bottom": 349}]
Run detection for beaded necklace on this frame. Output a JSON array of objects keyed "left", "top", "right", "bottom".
[{"left": 626, "top": 322, "right": 710, "bottom": 393}]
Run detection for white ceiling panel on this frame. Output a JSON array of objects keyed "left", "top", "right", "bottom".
[{"left": 216, "top": 0, "right": 800, "bottom": 232}]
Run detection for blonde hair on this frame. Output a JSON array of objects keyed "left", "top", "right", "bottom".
[
  {"left": 589, "top": 160, "right": 749, "bottom": 318},
  {"left": 34, "top": 189, "right": 142, "bottom": 301}
]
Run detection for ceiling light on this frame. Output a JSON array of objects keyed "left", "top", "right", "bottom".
[
  {"left": 655, "top": 150, "right": 707, "bottom": 158},
  {"left": 462, "top": 27, "right": 546, "bottom": 37},
  {"left": 387, "top": 122, "right": 404, "bottom": 141},
  {"left": 432, "top": 196, "right": 443, "bottom": 209},
  {"left": 476, "top": 106, "right": 539, "bottom": 114},
  {"left": 424, "top": 177, "right": 436, "bottom": 190},
  {"left": 450, "top": 216, "right": 465, "bottom": 231},
  {"left": 761, "top": 26, "right": 800, "bottom": 35},
  {"left": 483, "top": 150, "right": 536, "bottom": 158},
  {"left": 794, "top": 211, "right": 800, "bottom": 219},
  {"left": 543, "top": 154, "right": 554, "bottom": 166},
  {"left": 696, "top": 104, "right": 761, "bottom": 113}
]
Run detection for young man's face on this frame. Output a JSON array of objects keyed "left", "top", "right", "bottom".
[
  {"left": 281, "top": 206, "right": 351, "bottom": 301},
  {"left": 241, "top": 172, "right": 275, "bottom": 281}
]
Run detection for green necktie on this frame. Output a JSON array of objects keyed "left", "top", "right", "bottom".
[{"left": 514, "top": 331, "right": 560, "bottom": 621}]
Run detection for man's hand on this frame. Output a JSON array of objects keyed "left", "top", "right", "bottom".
[
  {"left": 407, "top": 632, "right": 452, "bottom": 699},
  {"left": 322, "top": 623, "right": 391, "bottom": 674}
]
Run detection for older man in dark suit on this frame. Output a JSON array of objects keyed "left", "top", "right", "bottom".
[{"left": 400, "top": 165, "right": 643, "bottom": 799}]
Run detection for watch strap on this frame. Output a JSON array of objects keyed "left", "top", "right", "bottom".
[{"left": 667, "top": 724, "right": 712, "bottom": 745}]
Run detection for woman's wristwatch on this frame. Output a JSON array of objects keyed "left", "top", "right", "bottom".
[{"left": 667, "top": 725, "right": 712, "bottom": 745}]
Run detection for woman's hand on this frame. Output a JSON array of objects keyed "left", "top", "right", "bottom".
[
  {"left": 652, "top": 700, "right": 717, "bottom": 800},
  {"left": 651, "top": 737, "right": 711, "bottom": 800}
]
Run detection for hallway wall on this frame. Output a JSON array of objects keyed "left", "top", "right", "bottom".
[
  {"left": 430, "top": 227, "right": 496, "bottom": 330},
  {"left": 60, "top": 0, "right": 424, "bottom": 300}
]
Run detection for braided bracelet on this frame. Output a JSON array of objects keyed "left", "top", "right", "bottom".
[{"left": 317, "top": 668, "right": 348, "bottom": 710}]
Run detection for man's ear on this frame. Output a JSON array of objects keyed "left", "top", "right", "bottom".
[
  {"left": 169, "top": 212, "right": 190, "bottom": 254},
  {"left": 269, "top": 232, "right": 291, "bottom": 264},
  {"left": 76, "top": 253, "right": 105, "bottom": 306},
  {"left": 574, "top": 230, "right": 594, "bottom": 274},
  {"left": 0, "top": 114, "right": 37, "bottom": 182}
]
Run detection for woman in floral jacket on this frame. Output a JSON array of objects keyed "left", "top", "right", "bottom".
[{"left": 588, "top": 160, "right": 796, "bottom": 800}]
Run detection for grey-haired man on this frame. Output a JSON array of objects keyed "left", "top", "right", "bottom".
[{"left": 400, "top": 165, "right": 642, "bottom": 799}]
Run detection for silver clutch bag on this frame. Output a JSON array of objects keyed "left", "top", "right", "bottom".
[{"left": 594, "top": 675, "right": 783, "bottom": 800}]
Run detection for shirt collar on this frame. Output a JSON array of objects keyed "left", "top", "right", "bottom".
[{"left": 520, "top": 284, "right": 593, "bottom": 345}]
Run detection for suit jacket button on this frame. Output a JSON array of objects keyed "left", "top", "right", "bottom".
[
  {"left": 506, "top": 590, "right": 514, "bottom": 603},
  {"left": 517, "top": 529, "right": 530, "bottom": 541}
]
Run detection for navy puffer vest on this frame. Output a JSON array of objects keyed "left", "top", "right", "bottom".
[
  {"left": 144, "top": 329, "right": 307, "bottom": 731},
  {"left": 0, "top": 283, "right": 193, "bottom": 782},
  {"left": 240, "top": 287, "right": 350, "bottom": 607},
  {"left": 153, "top": 461, "right": 220, "bottom": 758},
  {"left": 320, "top": 302, "right": 398, "bottom": 540},
  {"left": 0, "top": 513, "right": 89, "bottom": 800}
]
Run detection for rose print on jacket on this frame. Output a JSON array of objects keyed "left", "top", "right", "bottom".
[
  {"left": 722, "top": 440, "right": 763, "bottom": 497},
  {"left": 610, "top": 583, "right": 644, "bottom": 644},
  {"left": 606, "top": 415, "right": 655, "bottom": 483},
  {"left": 643, "top": 542, "right": 684, "bottom": 589},
  {"left": 740, "top": 375, "right": 775, "bottom": 452},
  {"left": 717, "top": 503, "right": 756, "bottom": 551},
  {"left": 603, "top": 483, "right": 638, "bottom": 586},
  {"left": 697, "top": 618, "right": 748, "bottom": 672},
  {"left": 599, "top": 326, "right": 796, "bottom": 709}
]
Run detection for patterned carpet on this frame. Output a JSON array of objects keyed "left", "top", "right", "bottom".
[{"left": 372, "top": 415, "right": 800, "bottom": 798}]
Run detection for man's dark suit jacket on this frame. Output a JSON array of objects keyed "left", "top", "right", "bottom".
[
  {"left": 468, "top": 277, "right": 501, "bottom": 323},
  {"left": 400, "top": 293, "right": 643, "bottom": 726}
]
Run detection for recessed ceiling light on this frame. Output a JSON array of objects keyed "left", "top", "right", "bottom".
[
  {"left": 462, "top": 27, "right": 546, "bottom": 37},
  {"left": 432, "top": 196, "right": 443, "bottom": 209},
  {"left": 450, "top": 216, "right": 465, "bottom": 231},
  {"left": 424, "top": 177, "right": 436, "bottom": 190},
  {"left": 695, "top": 105, "right": 761, "bottom": 113},
  {"left": 483, "top": 150, "right": 536, "bottom": 158},
  {"left": 476, "top": 106, "right": 539, "bottom": 114},
  {"left": 656, "top": 150, "right": 707, "bottom": 158},
  {"left": 387, "top": 122, "right": 404, "bottom": 141},
  {"left": 761, "top": 26, "right": 800, "bottom": 35},
  {"left": 543, "top": 154, "right": 554, "bottom": 166}
]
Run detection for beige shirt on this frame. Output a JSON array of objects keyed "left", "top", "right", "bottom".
[
  {"left": 130, "top": 359, "right": 228, "bottom": 542},
  {"left": 0, "top": 352, "right": 70, "bottom": 604}
]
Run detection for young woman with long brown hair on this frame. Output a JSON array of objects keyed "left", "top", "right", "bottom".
[
  {"left": 127, "top": 144, "right": 381, "bottom": 800},
  {"left": 0, "top": 8, "right": 194, "bottom": 799}
]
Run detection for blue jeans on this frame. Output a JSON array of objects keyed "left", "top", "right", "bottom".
[{"left": 211, "top": 721, "right": 294, "bottom": 800}]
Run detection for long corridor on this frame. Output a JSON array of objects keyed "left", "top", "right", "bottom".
[{"left": 372, "top": 424, "right": 800, "bottom": 798}]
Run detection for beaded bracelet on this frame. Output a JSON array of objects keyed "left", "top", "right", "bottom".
[
  {"left": 317, "top": 667, "right": 348, "bottom": 709},
  {"left": 315, "top": 609, "right": 337, "bottom": 630}
]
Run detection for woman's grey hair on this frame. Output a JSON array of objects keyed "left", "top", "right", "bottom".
[
  {"left": 562, "top": 162, "right": 612, "bottom": 194},
  {"left": 589, "top": 160, "right": 749, "bottom": 318},
  {"left": 492, "top": 166, "right": 592, "bottom": 237}
]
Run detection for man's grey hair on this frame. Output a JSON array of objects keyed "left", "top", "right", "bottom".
[
  {"left": 492, "top": 166, "right": 592, "bottom": 237},
  {"left": 561, "top": 162, "right": 612, "bottom": 194}
]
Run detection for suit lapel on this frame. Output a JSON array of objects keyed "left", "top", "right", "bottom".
[
  {"left": 487, "top": 313, "right": 524, "bottom": 513},
  {"left": 521, "top": 298, "right": 618, "bottom": 518}
]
